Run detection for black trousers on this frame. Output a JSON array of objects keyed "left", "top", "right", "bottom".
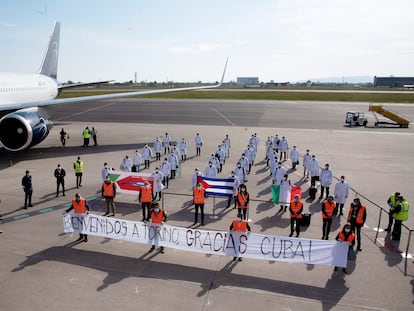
[
  {"left": 24, "top": 190, "right": 32, "bottom": 207},
  {"left": 290, "top": 218, "right": 300, "bottom": 235},
  {"left": 141, "top": 202, "right": 151, "bottom": 220},
  {"left": 56, "top": 178, "right": 65, "bottom": 195},
  {"left": 350, "top": 222, "right": 362, "bottom": 248},
  {"left": 322, "top": 218, "right": 332, "bottom": 239},
  {"left": 75, "top": 173, "right": 82, "bottom": 188},
  {"left": 194, "top": 204, "right": 205, "bottom": 224},
  {"left": 237, "top": 208, "right": 248, "bottom": 220},
  {"left": 392, "top": 220, "right": 402, "bottom": 240}
]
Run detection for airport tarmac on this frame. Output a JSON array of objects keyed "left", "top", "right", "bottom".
[{"left": 0, "top": 98, "right": 413, "bottom": 310}]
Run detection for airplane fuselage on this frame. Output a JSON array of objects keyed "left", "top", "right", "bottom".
[{"left": 0, "top": 73, "right": 58, "bottom": 107}]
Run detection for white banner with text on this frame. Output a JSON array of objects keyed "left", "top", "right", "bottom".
[{"left": 63, "top": 213, "right": 348, "bottom": 267}]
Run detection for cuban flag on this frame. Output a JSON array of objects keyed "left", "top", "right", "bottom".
[{"left": 197, "top": 176, "right": 234, "bottom": 197}]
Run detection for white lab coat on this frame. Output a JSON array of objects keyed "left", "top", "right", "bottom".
[
  {"left": 179, "top": 140, "right": 188, "bottom": 155},
  {"left": 160, "top": 161, "right": 171, "bottom": 178},
  {"left": 279, "top": 178, "right": 292, "bottom": 204},
  {"left": 133, "top": 153, "right": 142, "bottom": 166},
  {"left": 153, "top": 140, "right": 162, "bottom": 153},
  {"left": 142, "top": 146, "right": 153, "bottom": 161},
  {"left": 168, "top": 153, "right": 179, "bottom": 169},
  {"left": 290, "top": 148, "right": 299, "bottom": 163},
  {"left": 229, "top": 174, "right": 240, "bottom": 196},
  {"left": 320, "top": 168, "right": 333, "bottom": 187},
  {"left": 121, "top": 158, "right": 132, "bottom": 172},
  {"left": 279, "top": 139, "right": 288, "bottom": 153},
  {"left": 334, "top": 180, "right": 349, "bottom": 204},
  {"left": 272, "top": 166, "right": 286, "bottom": 185},
  {"left": 308, "top": 159, "right": 320, "bottom": 177},
  {"left": 152, "top": 171, "right": 164, "bottom": 193},
  {"left": 192, "top": 172, "right": 203, "bottom": 188},
  {"left": 204, "top": 164, "right": 217, "bottom": 178},
  {"left": 234, "top": 166, "right": 247, "bottom": 184}
]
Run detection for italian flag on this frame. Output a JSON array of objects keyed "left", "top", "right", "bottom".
[{"left": 271, "top": 185, "right": 302, "bottom": 204}]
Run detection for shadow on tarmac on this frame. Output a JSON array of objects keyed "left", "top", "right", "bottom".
[{"left": 11, "top": 245, "right": 349, "bottom": 309}]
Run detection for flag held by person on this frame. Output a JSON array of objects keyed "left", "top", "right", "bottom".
[{"left": 197, "top": 176, "right": 234, "bottom": 197}]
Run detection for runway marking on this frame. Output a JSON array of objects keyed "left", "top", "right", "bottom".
[
  {"left": 212, "top": 108, "right": 237, "bottom": 127},
  {"left": 56, "top": 102, "right": 117, "bottom": 121}
]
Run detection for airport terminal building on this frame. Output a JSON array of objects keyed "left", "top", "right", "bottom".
[{"left": 374, "top": 76, "right": 414, "bottom": 88}]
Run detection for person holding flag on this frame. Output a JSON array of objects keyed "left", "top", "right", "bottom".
[
  {"left": 236, "top": 184, "right": 250, "bottom": 220},
  {"left": 229, "top": 213, "right": 251, "bottom": 261}
]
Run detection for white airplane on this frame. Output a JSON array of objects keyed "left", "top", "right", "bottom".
[{"left": 0, "top": 22, "right": 227, "bottom": 151}]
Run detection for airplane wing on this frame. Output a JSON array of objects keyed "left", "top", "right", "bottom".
[{"left": 58, "top": 80, "right": 114, "bottom": 89}]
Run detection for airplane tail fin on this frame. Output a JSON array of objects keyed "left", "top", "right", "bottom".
[{"left": 38, "top": 21, "right": 60, "bottom": 80}]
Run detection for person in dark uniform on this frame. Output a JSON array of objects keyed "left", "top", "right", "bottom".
[
  {"left": 54, "top": 164, "right": 66, "bottom": 197},
  {"left": 21, "top": 170, "right": 33, "bottom": 209}
]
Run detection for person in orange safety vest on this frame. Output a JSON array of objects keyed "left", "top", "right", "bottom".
[
  {"left": 102, "top": 176, "right": 116, "bottom": 216},
  {"left": 289, "top": 194, "right": 303, "bottom": 237},
  {"left": 236, "top": 184, "right": 250, "bottom": 220},
  {"left": 229, "top": 213, "right": 251, "bottom": 262},
  {"left": 139, "top": 181, "right": 154, "bottom": 221},
  {"left": 335, "top": 223, "right": 355, "bottom": 274},
  {"left": 193, "top": 182, "right": 207, "bottom": 226},
  {"left": 149, "top": 202, "right": 167, "bottom": 253},
  {"left": 347, "top": 198, "right": 366, "bottom": 251},
  {"left": 321, "top": 195, "right": 335, "bottom": 240},
  {"left": 65, "top": 193, "right": 91, "bottom": 242}
]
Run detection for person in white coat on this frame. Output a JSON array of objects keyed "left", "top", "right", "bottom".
[
  {"left": 121, "top": 155, "right": 132, "bottom": 172},
  {"left": 273, "top": 134, "right": 280, "bottom": 153},
  {"left": 191, "top": 168, "right": 203, "bottom": 189},
  {"left": 238, "top": 154, "right": 250, "bottom": 175},
  {"left": 153, "top": 138, "right": 162, "bottom": 161},
  {"left": 167, "top": 151, "right": 179, "bottom": 179},
  {"left": 290, "top": 146, "right": 299, "bottom": 170},
  {"left": 204, "top": 161, "right": 217, "bottom": 178},
  {"left": 279, "top": 174, "right": 292, "bottom": 212},
  {"left": 215, "top": 145, "right": 225, "bottom": 172},
  {"left": 319, "top": 163, "right": 333, "bottom": 200},
  {"left": 234, "top": 163, "right": 247, "bottom": 184},
  {"left": 142, "top": 144, "right": 153, "bottom": 169},
  {"left": 308, "top": 155, "right": 320, "bottom": 187},
  {"left": 334, "top": 176, "right": 349, "bottom": 216},
  {"left": 226, "top": 171, "right": 240, "bottom": 209},
  {"left": 179, "top": 138, "right": 188, "bottom": 161},
  {"left": 101, "top": 162, "right": 112, "bottom": 181},
  {"left": 303, "top": 149, "right": 311, "bottom": 178},
  {"left": 152, "top": 167, "right": 164, "bottom": 201},
  {"left": 272, "top": 162, "right": 286, "bottom": 185},
  {"left": 223, "top": 134, "right": 231, "bottom": 158},
  {"left": 163, "top": 133, "right": 171, "bottom": 154},
  {"left": 278, "top": 136, "right": 289, "bottom": 161},
  {"left": 244, "top": 145, "right": 255, "bottom": 174},
  {"left": 194, "top": 133, "right": 203, "bottom": 156},
  {"left": 160, "top": 158, "right": 171, "bottom": 188},
  {"left": 133, "top": 150, "right": 142, "bottom": 172}
]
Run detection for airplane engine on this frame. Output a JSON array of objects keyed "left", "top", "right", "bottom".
[{"left": 0, "top": 107, "right": 53, "bottom": 151}]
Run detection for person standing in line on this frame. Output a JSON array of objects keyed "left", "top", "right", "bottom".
[
  {"left": 194, "top": 133, "right": 203, "bottom": 156},
  {"left": 179, "top": 138, "right": 188, "bottom": 162},
  {"left": 272, "top": 134, "right": 280, "bottom": 153},
  {"left": 60, "top": 128, "right": 68, "bottom": 147},
  {"left": 234, "top": 162, "right": 247, "bottom": 185},
  {"left": 272, "top": 162, "right": 286, "bottom": 186},
  {"left": 193, "top": 182, "right": 207, "bottom": 226},
  {"left": 163, "top": 132, "right": 171, "bottom": 154},
  {"left": 391, "top": 195, "right": 409, "bottom": 241},
  {"left": 73, "top": 156, "right": 83, "bottom": 189},
  {"left": 204, "top": 161, "right": 217, "bottom": 178},
  {"left": 290, "top": 145, "right": 299, "bottom": 170},
  {"left": 279, "top": 174, "right": 292, "bottom": 212},
  {"left": 265, "top": 141, "right": 274, "bottom": 167},
  {"left": 321, "top": 196, "right": 335, "bottom": 240},
  {"left": 278, "top": 136, "right": 289, "bottom": 161},
  {"left": 289, "top": 194, "right": 303, "bottom": 237},
  {"left": 54, "top": 164, "right": 66, "bottom": 197},
  {"left": 101, "top": 162, "right": 112, "bottom": 181},
  {"left": 334, "top": 223, "right": 355, "bottom": 274},
  {"left": 153, "top": 137, "right": 162, "bottom": 161},
  {"left": 333, "top": 176, "right": 349, "bottom": 216},
  {"left": 191, "top": 167, "right": 203, "bottom": 189},
  {"left": 238, "top": 153, "right": 250, "bottom": 176},
  {"left": 244, "top": 145, "right": 254, "bottom": 174},
  {"left": 167, "top": 151, "right": 179, "bottom": 179},
  {"left": 139, "top": 181, "right": 153, "bottom": 221},
  {"left": 385, "top": 191, "right": 400, "bottom": 232},
  {"left": 132, "top": 150, "right": 142, "bottom": 172},
  {"left": 65, "top": 193, "right": 90, "bottom": 242},
  {"left": 102, "top": 175, "right": 116, "bottom": 216},
  {"left": 319, "top": 163, "right": 333, "bottom": 200},
  {"left": 152, "top": 167, "right": 164, "bottom": 201},
  {"left": 347, "top": 198, "right": 367, "bottom": 251},
  {"left": 229, "top": 213, "right": 251, "bottom": 261},
  {"left": 160, "top": 158, "right": 171, "bottom": 189},
  {"left": 91, "top": 127, "right": 97, "bottom": 146},
  {"left": 21, "top": 170, "right": 33, "bottom": 209},
  {"left": 215, "top": 145, "right": 226, "bottom": 172},
  {"left": 226, "top": 171, "right": 240, "bottom": 209},
  {"left": 142, "top": 143, "right": 153, "bottom": 169},
  {"left": 148, "top": 202, "right": 167, "bottom": 253},
  {"left": 223, "top": 134, "right": 231, "bottom": 158},
  {"left": 236, "top": 184, "right": 250, "bottom": 220},
  {"left": 303, "top": 149, "right": 311, "bottom": 178},
  {"left": 121, "top": 155, "right": 132, "bottom": 172},
  {"left": 309, "top": 155, "right": 320, "bottom": 187},
  {"left": 82, "top": 126, "right": 90, "bottom": 147}
]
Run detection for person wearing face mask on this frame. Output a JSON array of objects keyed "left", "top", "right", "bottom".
[
  {"left": 121, "top": 155, "right": 132, "bottom": 172},
  {"left": 226, "top": 171, "right": 240, "bottom": 209},
  {"left": 132, "top": 150, "right": 142, "bottom": 173},
  {"left": 236, "top": 184, "right": 250, "bottom": 220},
  {"left": 278, "top": 136, "right": 289, "bottom": 161},
  {"left": 289, "top": 194, "right": 303, "bottom": 237},
  {"left": 319, "top": 164, "right": 333, "bottom": 200},
  {"left": 229, "top": 213, "right": 251, "bottom": 261},
  {"left": 238, "top": 153, "right": 250, "bottom": 176},
  {"left": 65, "top": 193, "right": 91, "bottom": 242},
  {"left": 204, "top": 161, "right": 217, "bottom": 178},
  {"left": 160, "top": 158, "right": 171, "bottom": 189},
  {"left": 279, "top": 174, "right": 292, "bottom": 212},
  {"left": 193, "top": 182, "right": 207, "bottom": 225},
  {"left": 303, "top": 149, "right": 311, "bottom": 179},
  {"left": 102, "top": 176, "right": 116, "bottom": 216},
  {"left": 142, "top": 144, "right": 153, "bottom": 169},
  {"left": 149, "top": 202, "right": 167, "bottom": 253},
  {"left": 139, "top": 181, "right": 154, "bottom": 221},
  {"left": 333, "top": 176, "right": 349, "bottom": 216},
  {"left": 272, "top": 162, "right": 286, "bottom": 186},
  {"left": 308, "top": 155, "right": 320, "bottom": 187},
  {"left": 152, "top": 167, "right": 164, "bottom": 201},
  {"left": 321, "top": 196, "right": 335, "bottom": 240},
  {"left": 153, "top": 137, "right": 162, "bottom": 161},
  {"left": 234, "top": 162, "right": 247, "bottom": 184},
  {"left": 54, "top": 164, "right": 66, "bottom": 197},
  {"left": 290, "top": 145, "right": 299, "bottom": 170},
  {"left": 167, "top": 151, "right": 179, "bottom": 179},
  {"left": 101, "top": 162, "right": 113, "bottom": 181},
  {"left": 73, "top": 156, "right": 84, "bottom": 189},
  {"left": 335, "top": 223, "right": 355, "bottom": 273},
  {"left": 347, "top": 198, "right": 366, "bottom": 251},
  {"left": 191, "top": 167, "right": 203, "bottom": 189},
  {"left": 194, "top": 133, "right": 203, "bottom": 156}
]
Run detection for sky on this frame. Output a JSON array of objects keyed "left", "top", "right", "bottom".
[{"left": 0, "top": 0, "right": 413, "bottom": 83}]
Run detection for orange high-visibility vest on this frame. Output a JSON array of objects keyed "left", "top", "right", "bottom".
[
  {"left": 102, "top": 181, "right": 115, "bottom": 197},
  {"left": 338, "top": 231, "right": 355, "bottom": 243},
  {"left": 193, "top": 187, "right": 205, "bottom": 204},
  {"left": 322, "top": 200, "right": 335, "bottom": 219},
  {"left": 151, "top": 210, "right": 164, "bottom": 224},
  {"left": 290, "top": 200, "right": 303, "bottom": 219},
  {"left": 141, "top": 186, "right": 153, "bottom": 203},
  {"left": 72, "top": 198, "right": 87, "bottom": 214},
  {"left": 232, "top": 219, "right": 247, "bottom": 231},
  {"left": 348, "top": 204, "right": 366, "bottom": 225},
  {"left": 237, "top": 192, "right": 249, "bottom": 209}
]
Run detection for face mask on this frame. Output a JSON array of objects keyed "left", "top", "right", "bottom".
[
  {"left": 241, "top": 188, "right": 246, "bottom": 192},
  {"left": 197, "top": 186, "right": 201, "bottom": 190},
  {"left": 76, "top": 198, "right": 80, "bottom": 202},
  {"left": 237, "top": 217, "right": 242, "bottom": 222},
  {"left": 156, "top": 170, "right": 159, "bottom": 173},
  {"left": 341, "top": 179, "right": 344, "bottom": 182},
  {"left": 344, "top": 229, "right": 350, "bottom": 233},
  {"left": 231, "top": 174, "right": 234, "bottom": 177},
  {"left": 154, "top": 208, "right": 160, "bottom": 213},
  {"left": 104, "top": 166, "right": 108, "bottom": 169},
  {"left": 105, "top": 179, "right": 110, "bottom": 183},
  {"left": 237, "top": 165, "right": 241, "bottom": 168},
  {"left": 209, "top": 163, "right": 212, "bottom": 167}
]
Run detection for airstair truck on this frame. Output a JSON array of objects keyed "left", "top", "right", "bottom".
[{"left": 369, "top": 104, "right": 410, "bottom": 128}]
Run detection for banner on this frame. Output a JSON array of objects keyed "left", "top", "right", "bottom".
[
  {"left": 107, "top": 170, "right": 153, "bottom": 195},
  {"left": 197, "top": 176, "right": 234, "bottom": 197},
  {"left": 63, "top": 213, "right": 348, "bottom": 267}
]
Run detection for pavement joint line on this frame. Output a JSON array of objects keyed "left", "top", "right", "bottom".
[{"left": 13, "top": 214, "right": 30, "bottom": 220}]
